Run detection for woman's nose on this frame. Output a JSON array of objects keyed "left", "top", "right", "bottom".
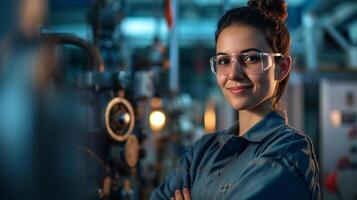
[{"left": 228, "top": 60, "right": 244, "bottom": 80}]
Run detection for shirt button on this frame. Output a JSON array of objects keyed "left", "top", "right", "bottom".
[{"left": 215, "top": 170, "right": 223, "bottom": 176}]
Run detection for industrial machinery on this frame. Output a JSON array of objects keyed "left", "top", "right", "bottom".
[
  {"left": 37, "top": 0, "right": 161, "bottom": 199},
  {"left": 320, "top": 78, "right": 357, "bottom": 200},
  {"left": 34, "top": 0, "right": 198, "bottom": 199}
]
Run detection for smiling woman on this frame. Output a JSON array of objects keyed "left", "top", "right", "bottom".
[
  {"left": 149, "top": 0, "right": 321, "bottom": 199},
  {"left": 214, "top": 25, "right": 288, "bottom": 115}
]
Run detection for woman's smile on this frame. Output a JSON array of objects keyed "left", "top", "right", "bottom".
[{"left": 226, "top": 85, "right": 253, "bottom": 94}]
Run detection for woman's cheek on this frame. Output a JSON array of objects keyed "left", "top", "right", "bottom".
[{"left": 216, "top": 75, "right": 226, "bottom": 88}]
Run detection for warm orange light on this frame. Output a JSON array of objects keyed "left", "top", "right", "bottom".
[
  {"left": 330, "top": 110, "right": 341, "bottom": 127},
  {"left": 150, "top": 97, "right": 162, "bottom": 108},
  {"left": 204, "top": 101, "right": 216, "bottom": 133}
]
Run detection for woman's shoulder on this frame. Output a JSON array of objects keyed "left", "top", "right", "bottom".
[
  {"left": 258, "top": 124, "right": 316, "bottom": 158},
  {"left": 257, "top": 124, "right": 320, "bottom": 193}
]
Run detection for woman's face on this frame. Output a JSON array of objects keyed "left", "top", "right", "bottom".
[{"left": 215, "top": 25, "right": 278, "bottom": 112}]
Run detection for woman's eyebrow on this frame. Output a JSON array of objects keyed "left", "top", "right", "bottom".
[
  {"left": 216, "top": 52, "right": 228, "bottom": 56},
  {"left": 216, "top": 48, "right": 262, "bottom": 55},
  {"left": 240, "top": 48, "right": 262, "bottom": 53}
]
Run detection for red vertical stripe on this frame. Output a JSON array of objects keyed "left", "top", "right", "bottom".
[{"left": 164, "top": 0, "right": 173, "bottom": 29}]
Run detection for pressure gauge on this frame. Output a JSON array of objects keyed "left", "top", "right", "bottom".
[{"left": 105, "top": 97, "right": 135, "bottom": 142}]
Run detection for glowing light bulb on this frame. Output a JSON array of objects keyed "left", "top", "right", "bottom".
[{"left": 150, "top": 110, "right": 166, "bottom": 132}]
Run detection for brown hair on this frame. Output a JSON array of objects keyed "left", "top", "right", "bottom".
[{"left": 215, "top": 0, "right": 291, "bottom": 116}]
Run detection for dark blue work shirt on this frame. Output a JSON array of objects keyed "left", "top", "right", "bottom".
[{"left": 150, "top": 112, "right": 321, "bottom": 200}]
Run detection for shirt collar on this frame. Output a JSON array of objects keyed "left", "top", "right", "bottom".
[{"left": 218, "top": 111, "right": 286, "bottom": 145}]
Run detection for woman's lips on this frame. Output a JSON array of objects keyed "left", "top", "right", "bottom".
[{"left": 226, "top": 85, "right": 253, "bottom": 94}]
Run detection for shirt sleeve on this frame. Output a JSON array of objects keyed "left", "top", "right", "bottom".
[
  {"left": 226, "top": 157, "right": 315, "bottom": 200},
  {"left": 149, "top": 147, "right": 193, "bottom": 200}
]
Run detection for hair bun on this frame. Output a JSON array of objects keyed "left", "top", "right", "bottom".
[{"left": 248, "top": 0, "right": 288, "bottom": 22}]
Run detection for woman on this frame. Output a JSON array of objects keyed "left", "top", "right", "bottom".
[{"left": 150, "top": 0, "right": 320, "bottom": 199}]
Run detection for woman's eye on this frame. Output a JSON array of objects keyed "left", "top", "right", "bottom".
[
  {"left": 243, "top": 54, "right": 261, "bottom": 64},
  {"left": 217, "top": 57, "right": 231, "bottom": 66}
]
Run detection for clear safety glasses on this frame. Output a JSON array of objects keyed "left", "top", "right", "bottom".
[{"left": 210, "top": 52, "right": 283, "bottom": 75}]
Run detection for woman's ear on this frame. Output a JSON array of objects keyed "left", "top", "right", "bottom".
[{"left": 274, "top": 56, "right": 291, "bottom": 81}]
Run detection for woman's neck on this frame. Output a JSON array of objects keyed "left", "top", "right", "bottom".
[{"left": 238, "top": 102, "right": 273, "bottom": 136}]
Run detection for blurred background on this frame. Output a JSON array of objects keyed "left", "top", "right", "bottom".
[{"left": 0, "top": 0, "right": 357, "bottom": 199}]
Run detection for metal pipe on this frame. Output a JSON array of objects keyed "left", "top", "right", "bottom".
[
  {"left": 40, "top": 32, "right": 102, "bottom": 71},
  {"left": 169, "top": 0, "right": 179, "bottom": 93},
  {"left": 303, "top": 12, "right": 319, "bottom": 71}
]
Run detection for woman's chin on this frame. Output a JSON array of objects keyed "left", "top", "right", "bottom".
[
  {"left": 227, "top": 100, "right": 253, "bottom": 110},
  {"left": 228, "top": 97, "right": 273, "bottom": 113}
]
